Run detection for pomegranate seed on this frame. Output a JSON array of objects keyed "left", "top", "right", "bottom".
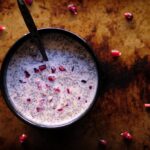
[
  {"left": 67, "top": 88, "right": 71, "bottom": 94},
  {"left": 78, "top": 97, "right": 81, "bottom": 100},
  {"left": 99, "top": 139, "right": 107, "bottom": 147},
  {"left": 81, "top": 80, "right": 87, "bottom": 83},
  {"left": 124, "top": 12, "right": 133, "bottom": 21},
  {"left": 121, "top": 131, "right": 133, "bottom": 141},
  {"left": 0, "top": 25, "right": 6, "bottom": 32},
  {"left": 144, "top": 104, "right": 150, "bottom": 108},
  {"left": 68, "top": 4, "right": 77, "bottom": 15},
  {"left": 24, "top": 71, "right": 30, "bottom": 78},
  {"left": 48, "top": 76, "right": 56, "bottom": 81},
  {"left": 89, "top": 85, "right": 92, "bottom": 89},
  {"left": 59, "top": 66, "right": 66, "bottom": 71},
  {"left": 34, "top": 68, "right": 40, "bottom": 73},
  {"left": 57, "top": 108, "right": 63, "bottom": 111},
  {"left": 39, "top": 64, "right": 46, "bottom": 71},
  {"left": 19, "top": 134, "right": 27, "bottom": 143},
  {"left": 51, "top": 66, "right": 56, "bottom": 73},
  {"left": 25, "top": 0, "right": 33, "bottom": 5},
  {"left": 27, "top": 98, "right": 31, "bottom": 102},
  {"left": 54, "top": 87, "right": 61, "bottom": 93},
  {"left": 111, "top": 50, "right": 122, "bottom": 57}
]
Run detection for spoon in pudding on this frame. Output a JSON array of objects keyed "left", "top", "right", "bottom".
[{"left": 17, "top": 0, "right": 48, "bottom": 61}]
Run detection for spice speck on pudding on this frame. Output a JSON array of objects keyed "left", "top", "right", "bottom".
[
  {"left": 24, "top": 70, "right": 30, "bottom": 78},
  {"left": 51, "top": 66, "right": 56, "bottom": 73},
  {"left": 81, "top": 80, "right": 87, "bottom": 83}
]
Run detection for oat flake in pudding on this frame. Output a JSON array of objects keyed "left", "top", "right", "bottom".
[{"left": 6, "top": 32, "right": 98, "bottom": 127}]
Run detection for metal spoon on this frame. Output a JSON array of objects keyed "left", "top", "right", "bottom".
[{"left": 17, "top": 0, "right": 48, "bottom": 61}]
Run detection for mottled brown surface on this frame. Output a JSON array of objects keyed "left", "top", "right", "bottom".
[{"left": 0, "top": 0, "right": 150, "bottom": 150}]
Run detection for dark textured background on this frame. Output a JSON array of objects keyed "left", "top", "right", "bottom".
[{"left": 0, "top": 0, "right": 150, "bottom": 149}]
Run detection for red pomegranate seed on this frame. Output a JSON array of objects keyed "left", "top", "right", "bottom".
[
  {"left": 51, "top": 66, "right": 56, "bottom": 73},
  {"left": 144, "top": 104, "right": 150, "bottom": 108},
  {"left": 19, "top": 134, "right": 27, "bottom": 143},
  {"left": 59, "top": 66, "right": 66, "bottom": 71},
  {"left": 124, "top": 12, "right": 133, "bottom": 21},
  {"left": 99, "top": 139, "right": 107, "bottom": 147},
  {"left": 48, "top": 76, "right": 56, "bottom": 81},
  {"left": 68, "top": 4, "right": 77, "bottom": 15},
  {"left": 121, "top": 131, "right": 133, "bottom": 141},
  {"left": 0, "top": 25, "right": 6, "bottom": 32},
  {"left": 34, "top": 68, "right": 40, "bottom": 73},
  {"left": 111, "top": 50, "right": 122, "bottom": 57},
  {"left": 54, "top": 87, "right": 61, "bottom": 93},
  {"left": 24, "top": 71, "right": 30, "bottom": 78},
  {"left": 25, "top": 0, "right": 33, "bottom": 5},
  {"left": 67, "top": 88, "right": 71, "bottom": 94},
  {"left": 39, "top": 65, "right": 46, "bottom": 71}
]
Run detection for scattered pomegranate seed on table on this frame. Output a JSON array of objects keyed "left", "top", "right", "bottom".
[
  {"left": 99, "top": 139, "right": 107, "bottom": 148},
  {"left": 68, "top": 4, "right": 77, "bottom": 15},
  {"left": 19, "top": 134, "right": 28, "bottom": 144},
  {"left": 0, "top": 25, "right": 6, "bottom": 32},
  {"left": 25, "top": 0, "right": 33, "bottom": 6},
  {"left": 121, "top": 131, "right": 133, "bottom": 141},
  {"left": 111, "top": 50, "right": 122, "bottom": 57},
  {"left": 124, "top": 12, "right": 133, "bottom": 21},
  {"left": 144, "top": 103, "right": 150, "bottom": 108}
]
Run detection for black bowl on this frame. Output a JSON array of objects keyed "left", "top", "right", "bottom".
[{"left": 0, "top": 28, "right": 100, "bottom": 129}]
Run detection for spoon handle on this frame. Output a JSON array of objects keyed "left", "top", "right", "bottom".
[{"left": 17, "top": 0, "right": 48, "bottom": 61}]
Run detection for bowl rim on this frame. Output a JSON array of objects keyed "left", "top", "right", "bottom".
[{"left": 0, "top": 28, "right": 100, "bottom": 129}]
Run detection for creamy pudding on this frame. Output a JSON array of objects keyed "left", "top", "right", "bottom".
[{"left": 6, "top": 32, "right": 98, "bottom": 127}]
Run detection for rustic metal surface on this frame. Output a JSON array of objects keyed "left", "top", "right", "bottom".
[{"left": 0, "top": 0, "right": 150, "bottom": 149}]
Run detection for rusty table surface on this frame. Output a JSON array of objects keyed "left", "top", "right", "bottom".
[{"left": 0, "top": 0, "right": 150, "bottom": 150}]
